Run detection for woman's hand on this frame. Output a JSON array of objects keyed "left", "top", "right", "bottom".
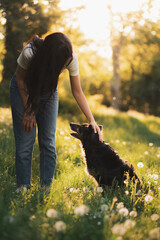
[
  {"left": 90, "top": 121, "right": 103, "bottom": 142},
  {"left": 22, "top": 111, "right": 36, "bottom": 133}
]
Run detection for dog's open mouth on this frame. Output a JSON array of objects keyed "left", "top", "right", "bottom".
[{"left": 70, "top": 123, "right": 80, "bottom": 139}]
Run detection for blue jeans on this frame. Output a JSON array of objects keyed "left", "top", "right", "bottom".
[{"left": 10, "top": 73, "right": 59, "bottom": 187}]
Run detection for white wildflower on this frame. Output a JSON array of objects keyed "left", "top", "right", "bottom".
[
  {"left": 144, "top": 195, "right": 153, "bottom": 203},
  {"left": 129, "top": 210, "right": 138, "bottom": 218},
  {"left": 151, "top": 214, "right": 159, "bottom": 221},
  {"left": 115, "top": 237, "right": 123, "bottom": 240},
  {"left": 101, "top": 204, "right": 109, "bottom": 211},
  {"left": 30, "top": 215, "right": 36, "bottom": 221},
  {"left": 149, "top": 227, "right": 160, "bottom": 239},
  {"left": 144, "top": 151, "right": 148, "bottom": 155},
  {"left": 118, "top": 207, "right": 129, "bottom": 216},
  {"left": 54, "top": 221, "right": 66, "bottom": 232},
  {"left": 149, "top": 143, "right": 153, "bottom": 147},
  {"left": 15, "top": 186, "right": 27, "bottom": 193},
  {"left": 64, "top": 136, "right": 70, "bottom": 140},
  {"left": 97, "top": 221, "right": 101, "bottom": 225},
  {"left": 124, "top": 180, "right": 129, "bottom": 185},
  {"left": 137, "top": 162, "right": 144, "bottom": 168},
  {"left": 152, "top": 174, "right": 159, "bottom": 180},
  {"left": 97, "top": 187, "right": 103, "bottom": 193},
  {"left": 124, "top": 219, "right": 136, "bottom": 230},
  {"left": 69, "top": 188, "right": 79, "bottom": 193},
  {"left": 111, "top": 223, "right": 127, "bottom": 236},
  {"left": 157, "top": 154, "right": 160, "bottom": 158},
  {"left": 46, "top": 208, "right": 58, "bottom": 218},
  {"left": 122, "top": 141, "right": 126, "bottom": 145},
  {"left": 113, "top": 197, "right": 118, "bottom": 202},
  {"left": 125, "top": 190, "right": 129, "bottom": 195},
  {"left": 116, "top": 202, "right": 124, "bottom": 210},
  {"left": 116, "top": 139, "right": 120, "bottom": 143},
  {"left": 60, "top": 131, "right": 64, "bottom": 135},
  {"left": 74, "top": 204, "right": 89, "bottom": 216}
]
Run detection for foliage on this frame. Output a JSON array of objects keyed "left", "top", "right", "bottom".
[
  {"left": 0, "top": 107, "right": 160, "bottom": 240},
  {"left": 0, "top": 0, "right": 61, "bottom": 82},
  {"left": 118, "top": 16, "right": 160, "bottom": 115}
]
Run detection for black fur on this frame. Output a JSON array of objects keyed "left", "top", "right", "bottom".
[{"left": 70, "top": 123, "right": 140, "bottom": 187}]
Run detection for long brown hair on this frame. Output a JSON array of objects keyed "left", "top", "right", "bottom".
[{"left": 24, "top": 32, "right": 73, "bottom": 113}]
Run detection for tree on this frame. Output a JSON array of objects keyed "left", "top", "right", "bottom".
[{"left": 0, "top": 0, "right": 61, "bottom": 82}]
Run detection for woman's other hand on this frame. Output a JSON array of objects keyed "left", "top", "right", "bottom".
[{"left": 22, "top": 111, "right": 36, "bottom": 132}]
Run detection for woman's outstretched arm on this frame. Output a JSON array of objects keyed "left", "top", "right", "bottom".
[
  {"left": 70, "top": 75, "right": 103, "bottom": 141},
  {"left": 16, "top": 65, "right": 36, "bottom": 132}
]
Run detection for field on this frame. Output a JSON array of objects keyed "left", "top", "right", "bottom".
[{"left": 0, "top": 101, "right": 160, "bottom": 240}]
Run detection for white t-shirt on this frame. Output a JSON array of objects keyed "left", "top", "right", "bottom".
[{"left": 17, "top": 43, "right": 79, "bottom": 76}]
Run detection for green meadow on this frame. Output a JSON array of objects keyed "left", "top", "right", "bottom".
[{"left": 0, "top": 100, "right": 160, "bottom": 240}]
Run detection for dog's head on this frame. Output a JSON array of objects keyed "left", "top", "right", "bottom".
[{"left": 70, "top": 123, "right": 102, "bottom": 143}]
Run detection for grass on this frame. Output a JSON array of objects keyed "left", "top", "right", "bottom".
[{"left": 0, "top": 103, "right": 160, "bottom": 240}]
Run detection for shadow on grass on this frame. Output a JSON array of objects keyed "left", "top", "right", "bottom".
[{"left": 94, "top": 114, "right": 160, "bottom": 146}]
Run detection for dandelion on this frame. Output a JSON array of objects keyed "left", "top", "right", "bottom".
[
  {"left": 101, "top": 197, "right": 105, "bottom": 203},
  {"left": 124, "top": 180, "right": 129, "bottom": 185},
  {"left": 113, "top": 197, "right": 118, "bottom": 202},
  {"left": 149, "top": 143, "right": 153, "bottom": 147},
  {"left": 124, "top": 219, "right": 136, "bottom": 230},
  {"left": 152, "top": 174, "right": 159, "bottom": 180},
  {"left": 69, "top": 188, "right": 79, "bottom": 193},
  {"left": 111, "top": 223, "right": 127, "bottom": 236},
  {"left": 97, "top": 187, "right": 103, "bottom": 193},
  {"left": 64, "top": 136, "right": 70, "bottom": 140},
  {"left": 74, "top": 204, "right": 89, "bottom": 216},
  {"left": 54, "top": 221, "right": 66, "bottom": 232},
  {"left": 30, "top": 215, "right": 36, "bottom": 221},
  {"left": 149, "top": 227, "right": 160, "bottom": 239},
  {"left": 116, "top": 202, "right": 124, "bottom": 210},
  {"left": 151, "top": 214, "right": 159, "bottom": 221},
  {"left": 129, "top": 210, "right": 138, "bottom": 218},
  {"left": 60, "top": 131, "right": 64, "bottom": 135},
  {"left": 144, "top": 151, "right": 148, "bottom": 155},
  {"left": 137, "top": 162, "right": 144, "bottom": 168},
  {"left": 118, "top": 207, "right": 129, "bottom": 216},
  {"left": 83, "top": 187, "right": 90, "bottom": 192},
  {"left": 144, "top": 195, "right": 153, "bottom": 203},
  {"left": 125, "top": 190, "right": 129, "bottom": 195},
  {"left": 101, "top": 204, "right": 109, "bottom": 211},
  {"left": 46, "top": 208, "right": 58, "bottom": 218}
]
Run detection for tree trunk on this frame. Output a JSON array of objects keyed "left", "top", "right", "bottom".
[{"left": 110, "top": 44, "right": 120, "bottom": 110}]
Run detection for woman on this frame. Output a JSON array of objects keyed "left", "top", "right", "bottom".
[{"left": 10, "top": 32, "right": 102, "bottom": 191}]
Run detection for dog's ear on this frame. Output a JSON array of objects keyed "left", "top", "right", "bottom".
[{"left": 99, "top": 125, "right": 103, "bottom": 131}]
